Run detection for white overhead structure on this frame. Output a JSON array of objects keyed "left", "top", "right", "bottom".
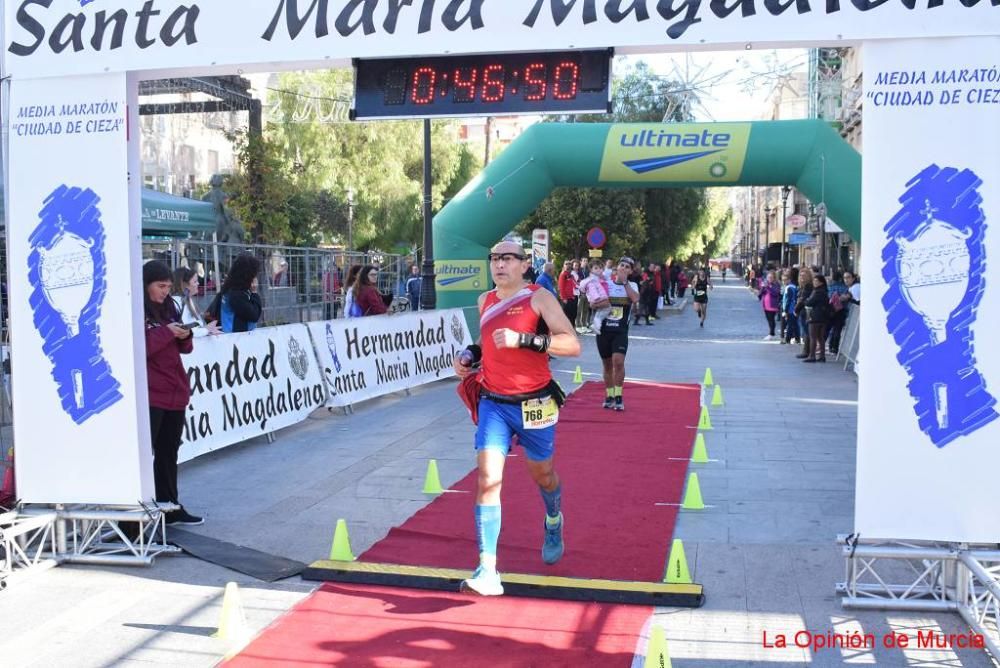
[
  {"left": 2, "top": 4, "right": 1000, "bottom": 654},
  {"left": 2, "top": 2, "right": 995, "bottom": 79}
]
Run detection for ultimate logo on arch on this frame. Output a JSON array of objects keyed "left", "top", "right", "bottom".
[
  {"left": 599, "top": 123, "right": 751, "bottom": 183},
  {"left": 435, "top": 260, "right": 487, "bottom": 292}
]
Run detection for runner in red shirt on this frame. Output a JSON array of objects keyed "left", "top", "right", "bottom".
[{"left": 453, "top": 240, "right": 581, "bottom": 596}]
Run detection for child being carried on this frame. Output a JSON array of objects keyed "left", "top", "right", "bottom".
[{"left": 579, "top": 260, "right": 612, "bottom": 332}]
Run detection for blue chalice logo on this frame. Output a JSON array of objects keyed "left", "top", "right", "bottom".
[
  {"left": 882, "top": 165, "right": 997, "bottom": 447},
  {"left": 27, "top": 186, "right": 122, "bottom": 424}
]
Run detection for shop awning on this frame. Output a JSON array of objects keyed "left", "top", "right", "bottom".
[
  {"left": 140, "top": 188, "right": 216, "bottom": 237},
  {"left": 2, "top": 185, "right": 215, "bottom": 237}
]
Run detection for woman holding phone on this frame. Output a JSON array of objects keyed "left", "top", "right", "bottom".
[
  {"left": 172, "top": 267, "right": 220, "bottom": 337},
  {"left": 144, "top": 260, "right": 203, "bottom": 525}
]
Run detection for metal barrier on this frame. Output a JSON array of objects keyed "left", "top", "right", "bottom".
[
  {"left": 141, "top": 239, "right": 412, "bottom": 326},
  {"left": 836, "top": 303, "right": 860, "bottom": 374}
]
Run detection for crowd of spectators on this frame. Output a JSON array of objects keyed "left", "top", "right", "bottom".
[{"left": 748, "top": 264, "right": 861, "bottom": 363}]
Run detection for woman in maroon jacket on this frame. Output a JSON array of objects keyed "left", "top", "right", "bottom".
[
  {"left": 143, "top": 261, "right": 202, "bottom": 525},
  {"left": 353, "top": 265, "right": 388, "bottom": 317}
]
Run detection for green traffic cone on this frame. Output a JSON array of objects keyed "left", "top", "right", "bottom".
[
  {"left": 422, "top": 459, "right": 443, "bottom": 494},
  {"left": 329, "top": 519, "right": 355, "bottom": 561},
  {"left": 698, "top": 405, "right": 713, "bottom": 430},
  {"left": 681, "top": 473, "right": 705, "bottom": 510},
  {"left": 691, "top": 433, "right": 709, "bottom": 463}
]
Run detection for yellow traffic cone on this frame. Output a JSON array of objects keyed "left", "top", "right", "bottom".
[
  {"left": 329, "top": 519, "right": 355, "bottom": 561},
  {"left": 643, "top": 624, "right": 672, "bottom": 668},
  {"left": 573, "top": 365, "right": 583, "bottom": 383},
  {"left": 422, "top": 459, "right": 443, "bottom": 494},
  {"left": 681, "top": 472, "right": 705, "bottom": 510},
  {"left": 711, "top": 384, "right": 724, "bottom": 406},
  {"left": 702, "top": 367, "right": 714, "bottom": 386},
  {"left": 691, "top": 433, "right": 709, "bottom": 463},
  {"left": 213, "top": 582, "right": 249, "bottom": 643},
  {"left": 664, "top": 538, "right": 692, "bottom": 584},
  {"left": 698, "top": 405, "right": 713, "bottom": 430}
]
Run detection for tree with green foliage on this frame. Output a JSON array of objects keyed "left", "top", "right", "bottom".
[
  {"left": 518, "top": 188, "right": 646, "bottom": 262},
  {"left": 264, "top": 70, "right": 472, "bottom": 250},
  {"left": 223, "top": 129, "right": 295, "bottom": 244},
  {"left": 675, "top": 189, "right": 736, "bottom": 264},
  {"left": 527, "top": 60, "right": 728, "bottom": 264}
]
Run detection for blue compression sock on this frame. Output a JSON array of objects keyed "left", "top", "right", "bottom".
[
  {"left": 475, "top": 504, "right": 501, "bottom": 569},
  {"left": 540, "top": 484, "right": 562, "bottom": 519}
]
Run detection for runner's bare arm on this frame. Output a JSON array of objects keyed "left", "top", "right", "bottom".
[
  {"left": 533, "top": 289, "right": 581, "bottom": 357},
  {"left": 623, "top": 281, "right": 640, "bottom": 303},
  {"left": 453, "top": 293, "right": 488, "bottom": 378}
]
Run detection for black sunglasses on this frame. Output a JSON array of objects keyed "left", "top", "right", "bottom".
[{"left": 488, "top": 253, "right": 527, "bottom": 262}]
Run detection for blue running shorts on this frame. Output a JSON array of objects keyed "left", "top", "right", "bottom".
[{"left": 475, "top": 397, "right": 557, "bottom": 462}]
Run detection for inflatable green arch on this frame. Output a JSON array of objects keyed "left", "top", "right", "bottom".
[{"left": 433, "top": 119, "right": 860, "bottom": 316}]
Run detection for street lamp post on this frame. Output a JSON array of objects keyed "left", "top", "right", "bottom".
[
  {"left": 780, "top": 185, "right": 792, "bottom": 268},
  {"left": 346, "top": 187, "right": 354, "bottom": 251},
  {"left": 419, "top": 119, "right": 437, "bottom": 310},
  {"left": 764, "top": 205, "right": 773, "bottom": 268}
]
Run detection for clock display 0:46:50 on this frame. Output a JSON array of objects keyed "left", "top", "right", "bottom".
[{"left": 383, "top": 61, "right": 581, "bottom": 106}]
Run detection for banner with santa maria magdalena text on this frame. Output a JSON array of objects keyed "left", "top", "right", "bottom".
[
  {"left": 307, "top": 310, "right": 473, "bottom": 408},
  {"left": 179, "top": 324, "right": 327, "bottom": 462}
]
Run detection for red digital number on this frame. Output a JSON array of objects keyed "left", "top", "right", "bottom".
[
  {"left": 411, "top": 66, "right": 436, "bottom": 105},
  {"left": 453, "top": 67, "right": 478, "bottom": 103},
  {"left": 524, "top": 62, "right": 547, "bottom": 101},
  {"left": 552, "top": 62, "right": 579, "bottom": 100},
  {"left": 481, "top": 64, "right": 505, "bottom": 102}
]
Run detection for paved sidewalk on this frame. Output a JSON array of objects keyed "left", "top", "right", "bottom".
[{"left": 0, "top": 279, "right": 993, "bottom": 667}]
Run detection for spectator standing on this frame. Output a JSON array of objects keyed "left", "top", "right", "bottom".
[
  {"left": 210, "top": 254, "right": 262, "bottom": 334},
  {"left": 405, "top": 264, "right": 422, "bottom": 311},
  {"left": 323, "top": 262, "right": 343, "bottom": 320},
  {"left": 535, "top": 262, "right": 558, "bottom": 298},
  {"left": 794, "top": 267, "right": 814, "bottom": 359},
  {"left": 677, "top": 268, "right": 689, "bottom": 298},
  {"left": 272, "top": 260, "right": 290, "bottom": 287},
  {"left": 143, "top": 261, "right": 202, "bottom": 525},
  {"left": 826, "top": 270, "right": 850, "bottom": 354},
  {"left": 343, "top": 264, "right": 363, "bottom": 318},
  {"left": 603, "top": 259, "right": 614, "bottom": 281},
  {"left": 757, "top": 270, "right": 781, "bottom": 340},
  {"left": 575, "top": 259, "right": 591, "bottom": 331},
  {"left": 557, "top": 260, "right": 578, "bottom": 325},
  {"left": 803, "top": 274, "right": 830, "bottom": 362},
  {"left": 354, "top": 265, "right": 389, "bottom": 316},
  {"left": 172, "top": 267, "right": 220, "bottom": 337},
  {"left": 845, "top": 270, "right": 861, "bottom": 305},
  {"left": 781, "top": 270, "right": 800, "bottom": 345}
]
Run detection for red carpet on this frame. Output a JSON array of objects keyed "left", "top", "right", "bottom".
[
  {"left": 226, "top": 380, "right": 700, "bottom": 667},
  {"left": 362, "top": 380, "right": 701, "bottom": 581},
  {"left": 224, "top": 583, "right": 652, "bottom": 668}
]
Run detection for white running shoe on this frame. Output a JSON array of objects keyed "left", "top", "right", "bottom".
[{"left": 461, "top": 566, "right": 504, "bottom": 596}]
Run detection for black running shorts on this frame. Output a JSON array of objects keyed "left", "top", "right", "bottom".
[{"left": 596, "top": 331, "right": 629, "bottom": 359}]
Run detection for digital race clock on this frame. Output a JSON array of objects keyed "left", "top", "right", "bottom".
[{"left": 351, "top": 49, "right": 612, "bottom": 120}]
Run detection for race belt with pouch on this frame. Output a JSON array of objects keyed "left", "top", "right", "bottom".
[{"left": 479, "top": 380, "right": 567, "bottom": 430}]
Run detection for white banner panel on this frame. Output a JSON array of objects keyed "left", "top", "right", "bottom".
[
  {"left": 308, "top": 310, "right": 472, "bottom": 408},
  {"left": 5, "top": 73, "right": 153, "bottom": 504},
  {"left": 3, "top": 1, "right": 998, "bottom": 79},
  {"left": 857, "top": 37, "right": 1000, "bottom": 542},
  {"left": 179, "top": 325, "right": 327, "bottom": 462}
]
